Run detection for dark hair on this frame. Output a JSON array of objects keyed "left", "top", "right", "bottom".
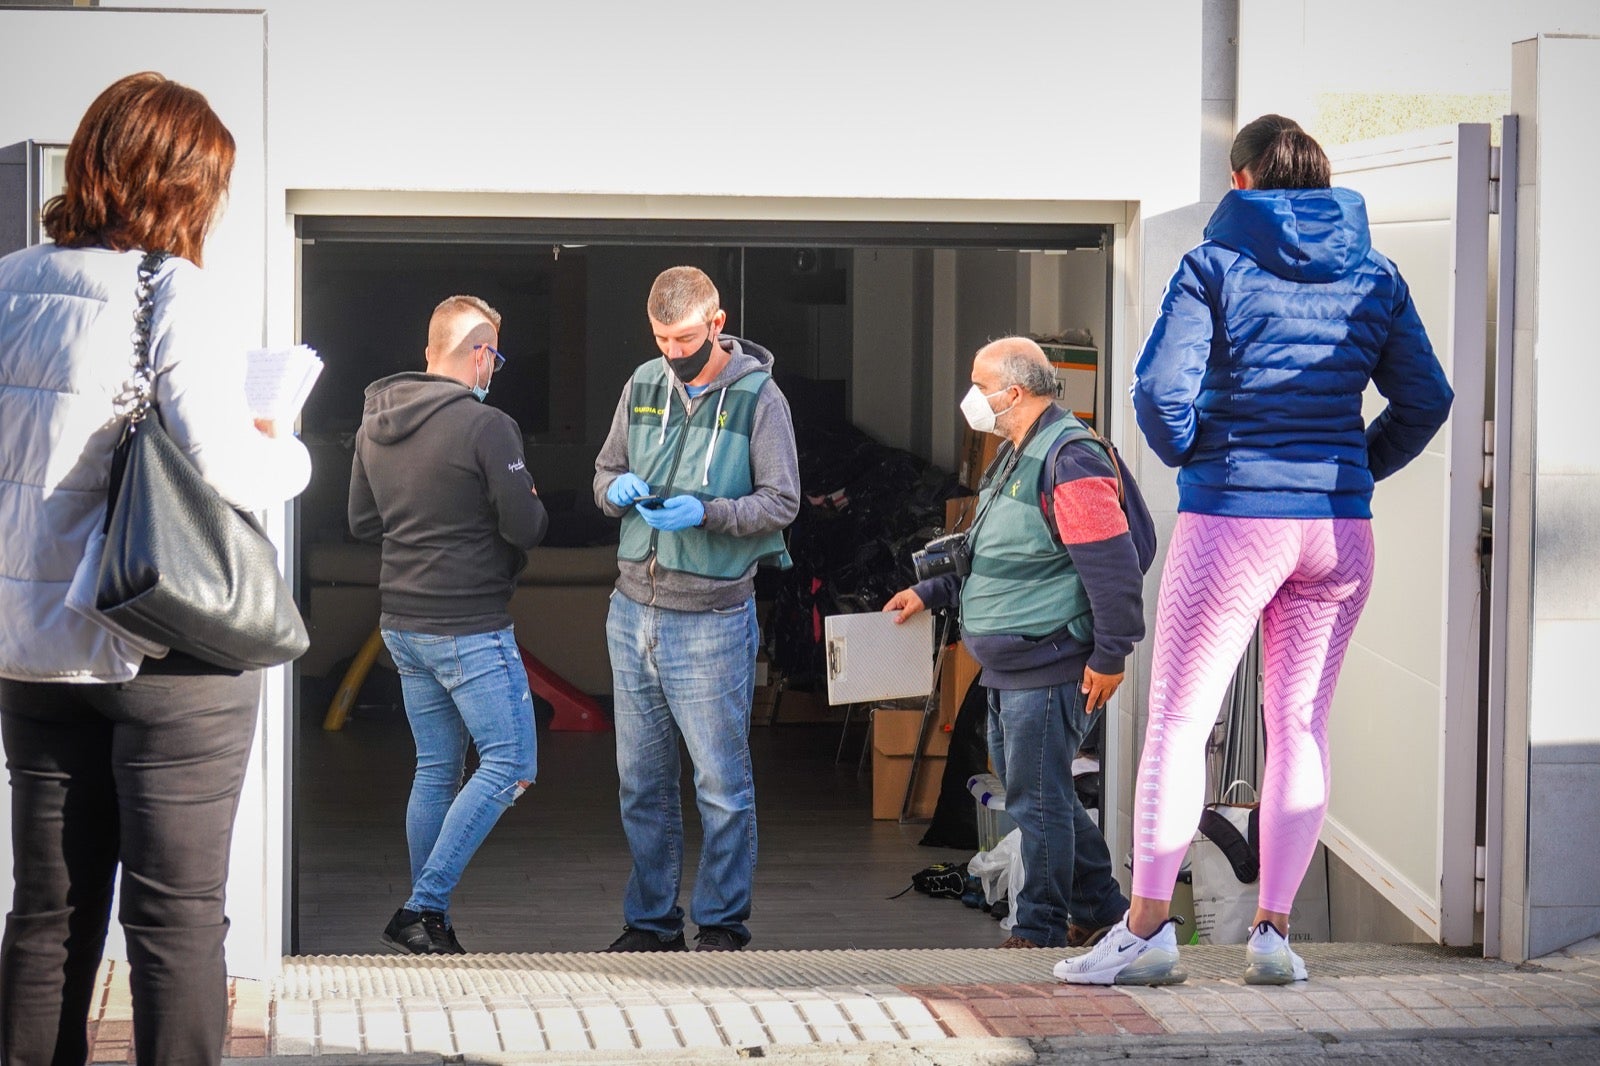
[
  {"left": 1229, "top": 114, "right": 1331, "bottom": 191},
  {"left": 42, "top": 72, "right": 235, "bottom": 266}
]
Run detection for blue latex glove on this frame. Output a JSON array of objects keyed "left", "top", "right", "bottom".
[
  {"left": 606, "top": 472, "right": 650, "bottom": 508},
  {"left": 637, "top": 494, "right": 705, "bottom": 531}
]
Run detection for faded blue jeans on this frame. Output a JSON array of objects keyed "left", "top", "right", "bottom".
[
  {"left": 988, "top": 680, "right": 1128, "bottom": 947},
  {"left": 606, "top": 592, "right": 759, "bottom": 941},
  {"left": 381, "top": 626, "right": 538, "bottom": 916}
]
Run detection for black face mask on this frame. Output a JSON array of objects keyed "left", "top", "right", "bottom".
[{"left": 666, "top": 332, "right": 715, "bottom": 383}]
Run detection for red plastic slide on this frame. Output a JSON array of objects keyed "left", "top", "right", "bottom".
[{"left": 518, "top": 644, "right": 610, "bottom": 732}]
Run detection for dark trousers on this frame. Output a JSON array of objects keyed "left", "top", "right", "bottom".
[{"left": 0, "top": 661, "right": 259, "bottom": 1066}]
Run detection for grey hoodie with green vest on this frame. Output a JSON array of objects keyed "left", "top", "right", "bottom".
[{"left": 593, "top": 337, "right": 800, "bottom": 612}]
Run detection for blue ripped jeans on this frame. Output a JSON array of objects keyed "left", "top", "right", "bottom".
[
  {"left": 382, "top": 626, "right": 538, "bottom": 916},
  {"left": 988, "top": 680, "right": 1127, "bottom": 947},
  {"left": 606, "top": 592, "right": 759, "bottom": 941}
]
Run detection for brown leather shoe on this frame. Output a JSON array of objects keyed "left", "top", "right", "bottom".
[
  {"left": 1065, "top": 922, "right": 1113, "bottom": 948},
  {"left": 998, "top": 934, "right": 1040, "bottom": 948}
]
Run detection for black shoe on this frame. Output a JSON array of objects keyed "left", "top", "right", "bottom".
[
  {"left": 693, "top": 926, "right": 747, "bottom": 952},
  {"left": 381, "top": 908, "right": 435, "bottom": 955},
  {"left": 605, "top": 926, "right": 687, "bottom": 952},
  {"left": 421, "top": 911, "right": 466, "bottom": 955}
]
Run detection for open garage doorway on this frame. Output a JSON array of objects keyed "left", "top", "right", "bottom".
[{"left": 288, "top": 214, "right": 1114, "bottom": 954}]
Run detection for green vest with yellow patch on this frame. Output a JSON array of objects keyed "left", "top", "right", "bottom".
[{"left": 618, "top": 360, "right": 791, "bottom": 579}]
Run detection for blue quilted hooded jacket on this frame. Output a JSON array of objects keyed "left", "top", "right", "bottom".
[{"left": 1132, "top": 188, "right": 1454, "bottom": 519}]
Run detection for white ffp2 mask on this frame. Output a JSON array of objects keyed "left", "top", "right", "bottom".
[{"left": 960, "top": 384, "right": 1014, "bottom": 434}]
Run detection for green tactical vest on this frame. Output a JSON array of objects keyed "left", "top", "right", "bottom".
[
  {"left": 617, "top": 360, "right": 792, "bottom": 579},
  {"left": 959, "top": 416, "right": 1096, "bottom": 639}
]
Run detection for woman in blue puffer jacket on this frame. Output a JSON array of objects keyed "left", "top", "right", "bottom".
[{"left": 1057, "top": 116, "right": 1453, "bottom": 989}]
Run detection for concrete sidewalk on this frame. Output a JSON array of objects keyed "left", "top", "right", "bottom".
[{"left": 81, "top": 938, "right": 1600, "bottom": 1063}]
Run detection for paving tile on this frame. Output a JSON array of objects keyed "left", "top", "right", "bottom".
[
  {"left": 1125, "top": 1014, "right": 1169, "bottom": 1035},
  {"left": 1368, "top": 1008, "right": 1423, "bottom": 1029},
  {"left": 1537, "top": 1006, "right": 1600, "bottom": 1026},
  {"left": 1203, "top": 1013, "right": 1258, "bottom": 1034},
  {"left": 316, "top": 1002, "right": 363, "bottom": 1053},
  {"left": 406, "top": 1007, "right": 455, "bottom": 1054},
  {"left": 1279, "top": 1009, "right": 1338, "bottom": 1031},
  {"left": 447, "top": 1005, "right": 502, "bottom": 1055},
  {"left": 274, "top": 1000, "right": 316, "bottom": 1044},
  {"left": 1345, "top": 988, "right": 1402, "bottom": 1009},
  {"left": 493, "top": 1005, "right": 547, "bottom": 1053},
  {"left": 1409, "top": 1007, "right": 1471, "bottom": 1029},
  {"left": 536, "top": 1005, "right": 592, "bottom": 1053},
  {"left": 359, "top": 1005, "right": 409, "bottom": 1053},
  {"left": 988, "top": 1017, "right": 1039, "bottom": 1038},
  {"left": 924, "top": 1000, "right": 992, "bottom": 1039},
  {"left": 273, "top": 1035, "right": 315, "bottom": 1057},
  {"left": 225, "top": 1035, "right": 268, "bottom": 1058},
  {"left": 1429, "top": 988, "right": 1483, "bottom": 1008},
  {"left": 1302, "top": 989, "right": 1356, "bottom": 1012},
  {"left": 1388, "top": 987, "right": 1440, "bottom": 1009},
  {"left": 1248, "top": 1013, "right": 1300, "bottom": 1032},
  {"left": 1453, "top": 1006, "right": 1518, "bottom": 1028},
  {"left": 581, "top": 1004, "right": 635, "bottom": 1050},
  {"left": 624, "top": 1004, "right": 681, "bottom": 1050},
  {"left": 971, "top": 997, "right": 1020, "bottom": 1018},
  {"left": 1014, "top": 997, "right": 1062, "bottom": 1018},
  {"left": 898, "top": 1019, "right": 949, "bottom": 1040},
  {"left": 793, "top": 997, "right": 853, "bottom": 1040},
  {"left": 707, "top": 1000, "right": 768, "bottom": 1047},
  {"left": 752, "top": 1000, "right": 813, "bottom": 1045},
  {"left": 667, "top": 1003, "right": 723, "bottom": 1047}
]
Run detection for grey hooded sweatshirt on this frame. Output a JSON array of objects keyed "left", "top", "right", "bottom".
[
  {"left": 593, "top": 336, "right": 800, "bottom": 612},
  {"left": 350, "top": 372, "right": 547, "bottom": 634}
]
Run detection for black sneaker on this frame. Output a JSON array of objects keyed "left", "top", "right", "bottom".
[
  {"left": 693, "top": 926, "right": 747, "bottom": 952},
  {"left": 421, "top": 911, "right": 466, "bottom": 955},
  {"left": 381, "top": 908, "right": 434, "bottom": 955},
  {"left": 605, "top": 926, "right": 687, "bottom": 952}
]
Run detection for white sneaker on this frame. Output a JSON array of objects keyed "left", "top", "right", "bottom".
[
  {"left": 1243, "top": 920, "right": 1308, "bottom": 985},
  {"left": 1052, "top": 916, "right": 1186, "bottom": 986}
]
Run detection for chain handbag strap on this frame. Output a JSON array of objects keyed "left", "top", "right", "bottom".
[{"left": 111, "top": 251, "right": 174, "bottom": 424}]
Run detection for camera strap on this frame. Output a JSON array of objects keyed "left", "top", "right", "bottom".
[{"left": 961, "top": 412, "right": 1046, "bottom": 541}]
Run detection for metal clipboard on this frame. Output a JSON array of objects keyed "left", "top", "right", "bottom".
[{"left": 823, "top": 611, "right": 935, "bottom": 705}]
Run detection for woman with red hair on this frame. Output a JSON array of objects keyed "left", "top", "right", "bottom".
[{"left": 0, "top": 73, "right": 309, "bottom": 1064}]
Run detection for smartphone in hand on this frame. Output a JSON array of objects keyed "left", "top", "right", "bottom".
[{"left": 634, "top": 495, "right": 666, "bottom": 509}]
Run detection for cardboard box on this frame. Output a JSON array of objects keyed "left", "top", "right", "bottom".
[
  {"left": 957, "top": 427, "right": 1004, "bottom": 491},
  {"left": 943, "top": 494, "right": 978, "bottom": 536},
  {"left": 871, "top": 707, "right": 948, "bottom": 819},
  {"left": 1040, "top": 343, "right": 1099, "bottom": 427},
  {"left": 937, "top": 641, "right": 982, "bottom": 733}
]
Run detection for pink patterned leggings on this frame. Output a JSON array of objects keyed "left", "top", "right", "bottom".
[{"left": 1132, "top": 513, "right": 1374, "bottom": 915}]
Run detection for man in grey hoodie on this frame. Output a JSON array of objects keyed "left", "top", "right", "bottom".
[
  {"left": 350, "top": 294, "right": 547, "bottom": 955},
  {"left": 594, "top": 266, "right": 800, "bottom": 952}
]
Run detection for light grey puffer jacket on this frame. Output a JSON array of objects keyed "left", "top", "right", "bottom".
[{"left": 0, "top": 244, "right": 311, "bottom": 683}]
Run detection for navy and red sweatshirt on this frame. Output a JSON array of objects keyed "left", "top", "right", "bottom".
[{"left": 912, "top": 404, "right": 1147, "bottom": 691}]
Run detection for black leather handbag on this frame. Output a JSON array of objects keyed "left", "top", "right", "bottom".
[{"left": 93, "top": 251, "right": 309, "bottom": 671}]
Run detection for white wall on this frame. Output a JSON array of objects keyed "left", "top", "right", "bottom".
[
  {"left": 101, "top": 0, "right": 1202, "bottom": 212},
  {"left": 1239, "top": 0, "right": 1600, "bottom": 138},
  {"left": 1508, "top": 34, "right": 1600, "bottom": 960}
]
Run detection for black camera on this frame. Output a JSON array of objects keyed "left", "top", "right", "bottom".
[{"left": 912, "top": 531, "right": 972, "bottom": 582}]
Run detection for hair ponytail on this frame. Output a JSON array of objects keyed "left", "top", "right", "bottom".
[{"left": 1229, "top": 114, "right": 1331, "bottom": 190}]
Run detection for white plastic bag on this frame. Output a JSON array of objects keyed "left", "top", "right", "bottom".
[
  {"left": 1188, "top": 796, "right": 1333, "bottom": 945},
  {"left": 1188, "top": 802, "right": 1259, "bottom": 944},
  {"left": 967, "top": 827, "right": 1026, "bottom": 931}
]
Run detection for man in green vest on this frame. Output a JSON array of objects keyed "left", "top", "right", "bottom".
[
  {"left": 593, "top": 266, "right": 800, "bottom": 952},
  {"left": 885, "top": 337, "right": 1151, "bottom": 951}
]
